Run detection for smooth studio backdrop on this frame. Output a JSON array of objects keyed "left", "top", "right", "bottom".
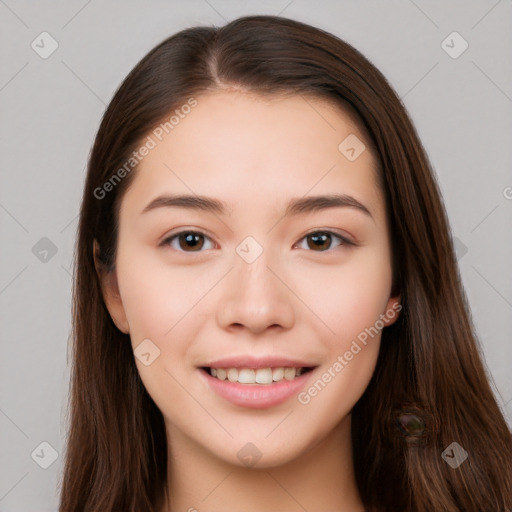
[{"left": 0, "top": 1, "right": 511, "bottom": 510}]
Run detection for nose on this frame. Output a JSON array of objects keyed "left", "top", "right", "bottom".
[{"left": 216, "top": 250, "right": 295, "bottom": 335}]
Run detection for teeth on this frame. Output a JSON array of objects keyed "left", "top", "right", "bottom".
[
  {"left": 284, "top": 367, "right": 297, "bottom": 380},
  {"left": 209, "top": 366, "right": 307, "bottom": 384},
  {"left": 255, "top": 368, "right": 272, "bottom": 384},
  {"left": 272, "top": 367, "right": 284, "bottom": 381},
  {"left": 239, "top": 368, "right": 256, "bottom": 384},
  {"left": 227, "top": 368, "right": 238, "bottom": 382}
]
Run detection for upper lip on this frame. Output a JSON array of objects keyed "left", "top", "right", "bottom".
[{"left": 202, "top": 356, "right": 316, "bottom": 369}]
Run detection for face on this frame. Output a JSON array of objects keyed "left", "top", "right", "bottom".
[{"left": 97, "top": 90, "right": 400, "bottom": 468}]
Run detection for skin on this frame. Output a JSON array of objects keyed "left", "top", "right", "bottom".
[{"left": 97, "top": 90, "right": 400, "bottom": 512}]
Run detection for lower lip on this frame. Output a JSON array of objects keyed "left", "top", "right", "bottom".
[{"left": 199, "top": 368, "right": 315, "bottom": 409}]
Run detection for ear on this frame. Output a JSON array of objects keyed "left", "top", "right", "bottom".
[
  {"left": 93, "top": 239, "right": 130, "bottom": 334},
  {"left": 382, "top": 294, "right": 402, "bottom": 327}
]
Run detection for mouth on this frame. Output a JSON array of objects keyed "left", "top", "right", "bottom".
[
  {"left": 199, "top": 364, "right": 317, "bottom": 409},
  {"left": 200, "top": 366, "right": 316, "bottom": 385}
]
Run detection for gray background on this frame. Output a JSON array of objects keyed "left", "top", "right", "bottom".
[{"left": 1, "top": 0, "right": 511, "bottom": 510}]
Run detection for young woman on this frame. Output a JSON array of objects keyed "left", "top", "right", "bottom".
[{"left": 58, "top": 14, "right": 512, "bottom": 512}]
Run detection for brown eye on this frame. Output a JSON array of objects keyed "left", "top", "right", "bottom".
[
  {"left": 307, "top": 232, "right": 332, "bottom": 251},
  {"left": 162, "top": 231, "right": 213, "bottom": 252},
  {"left": 178, "top": 232, "right": 204, "bottom": 251},
  {"left": 296, "top": 231, "right": 353, "bottom": 252}
]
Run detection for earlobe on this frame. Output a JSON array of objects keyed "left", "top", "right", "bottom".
[
  {"left": 93, "top": 239, "right": 130, "bottom": 334},
  {"left": 383, "top": 294, "right": 402, "bottom": 327}
]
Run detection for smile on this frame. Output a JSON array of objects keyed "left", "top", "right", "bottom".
[
  {"left": 198, "top": 366, "right": 317, "bottom": 409},
  {"left": 203, "top": 366, "right": 314, "bottom": 384}
]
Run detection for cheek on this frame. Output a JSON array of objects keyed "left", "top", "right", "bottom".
[
  {"left": 115, "top": 251, "right": 206, "bottom": 411},
  {"left": 116, "top": 248, "right": 206, "bottom": 342},
  {"left": 293, "top": 256, "right": 391, "bottom": 421},
  {"left": 294, "top": 249, "right": 392, "bottom": 343}
]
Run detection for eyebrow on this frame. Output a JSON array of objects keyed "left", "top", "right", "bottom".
[{"left": 141, "top": 193, "right": 373, "bottom": 220}]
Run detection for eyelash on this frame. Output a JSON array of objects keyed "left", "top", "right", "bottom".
[{"left": 160, "top": 229, "right": 355, "bottom": 254}]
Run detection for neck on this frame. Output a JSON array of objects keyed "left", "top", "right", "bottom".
[{"left": 161, "top": 414, "right": 365, "bottom": 512}]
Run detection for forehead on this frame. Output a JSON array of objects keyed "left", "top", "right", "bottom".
[{"left": 120, "top": 90, "right": 384, "bottom": 222}]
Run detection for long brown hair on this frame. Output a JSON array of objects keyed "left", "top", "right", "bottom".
[{"left": 59, "top": 15, "right": 512, "bottom": 512}]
